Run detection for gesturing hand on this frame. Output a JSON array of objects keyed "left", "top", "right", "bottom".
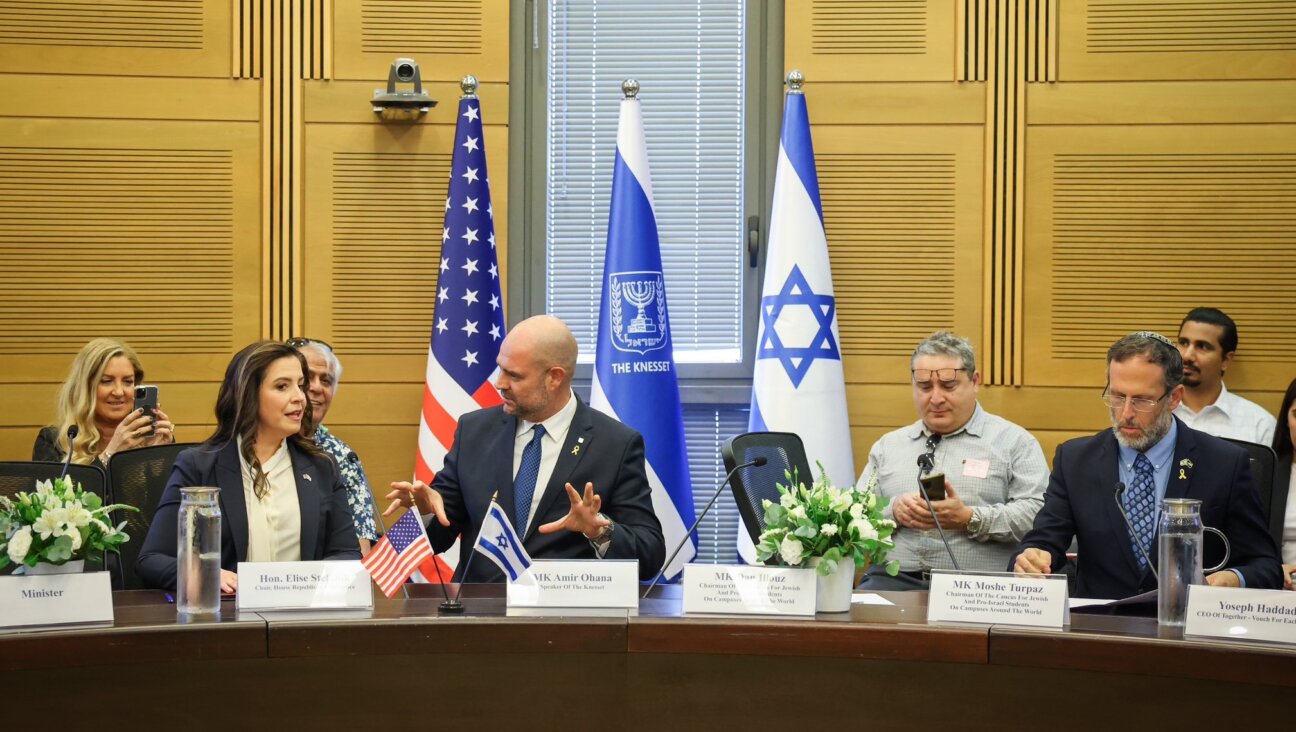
[
  {"left": 538, "top": 482, "right": 610, "bottom": 539},
  {"left": 383, "top": 480, "right": 450, "bottom": 527}
]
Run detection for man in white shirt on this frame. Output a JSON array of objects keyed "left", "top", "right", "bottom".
[{"left": 1174, "top": 307, "right": 1276, "bottom": 446}]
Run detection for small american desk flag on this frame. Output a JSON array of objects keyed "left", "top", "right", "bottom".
[{"left": 362, "top": 510, "right": 434, "bottom": 598}]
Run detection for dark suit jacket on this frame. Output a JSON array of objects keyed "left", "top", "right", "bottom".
[
  {"left": 1011, "top": 419, "right": 1283, "bottom": 599},
  {"left": 135, "top": 440, "right": 361, "bottom": 591},
  {"left": 429, "top": 397, "right": 665, "bottom": 582}
]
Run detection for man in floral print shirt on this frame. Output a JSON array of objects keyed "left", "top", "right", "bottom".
[{"left": 290, "top": 338, "right": 380, "bottom": 551}]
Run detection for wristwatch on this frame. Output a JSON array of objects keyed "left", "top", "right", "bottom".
[
  {"left": 589, "top": 513, "right": 615, "bottom": 547},
  {"left": 964, "top": 508, "right": 982, "bottom": 536}
]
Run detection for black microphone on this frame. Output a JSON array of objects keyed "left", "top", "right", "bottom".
[
  {"left": 642, "top": 456, "right": 769, "bottom": 598},
  {"left": 58, "top": 425, "right": 79, "bottom": 480},
  {"left": 1114, "top": 482, "right": 1159, "bottom": 584},
  {"left": 914, "top": 433, "right": 960, "bottom": 572}
]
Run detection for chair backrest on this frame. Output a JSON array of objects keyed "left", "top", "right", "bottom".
[
  {"left": 0, "top": 461, "right": 108, "bottom": 575},
  {"left": 1221, "top": 437, "right": 1281, "bottom": 548},
  {"left": 108, "top": 442, "right": 194, "bottom": 590},
  {"left": 0, "top": 461, "right": 108, "bottom": 501},
  {"left": 721, "top": 432, "right": 813, "bottom": 546}
]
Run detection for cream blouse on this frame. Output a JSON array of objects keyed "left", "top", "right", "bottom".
[{"left": 238, "top": 437, "right": 302, "bottom": 562}]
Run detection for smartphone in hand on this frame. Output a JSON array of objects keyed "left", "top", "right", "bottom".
[
  {"left": 919, "top": 472, "right": 947, "bottom": 502},
  {"left": 134, "top": 385, "right": 159, "bottom": 434}
]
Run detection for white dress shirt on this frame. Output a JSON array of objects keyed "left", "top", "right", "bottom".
[
  {"left": 238, "top": 438, "right": 302, "bottom": 562},
  {"left": 1283, "top": 466, "right": 1296, "bottom": 565},
  {"left": 513, "top": 391, "right": 579, "bottom": 531},
  {"left": 1174, "top": 382, "right": 1277, "bottom": 446}
]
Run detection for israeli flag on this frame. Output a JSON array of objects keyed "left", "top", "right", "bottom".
[
  {"left": 592, "top": 84, "right": 696, "bottom": 580},
  {"left": 743, "top": 74, "right": 855, "bottom": 562},
  {"left": 475, "top": 502, "right": 533, "bottom": 582}
]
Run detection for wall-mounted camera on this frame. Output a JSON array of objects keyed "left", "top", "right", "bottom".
[{"left": 372, "top": 57, "right": 437, "bottom": 121}]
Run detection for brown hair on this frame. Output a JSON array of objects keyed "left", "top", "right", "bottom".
[{"left": 208, "top": 341, "right": 323, "bottom": 498}]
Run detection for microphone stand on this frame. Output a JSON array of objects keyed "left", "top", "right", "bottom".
[
  {"left": 916, "top": 447, "right": 961, "bottom": 572},
  {"left": 58, "top": 425, "right": 79, "bottom": 480},
  {"left": 642, "top": 456, "right": 767, "bottom": 599},
  {"left": 1114, "top": 482, "right": 1160, "bottom": 584}
]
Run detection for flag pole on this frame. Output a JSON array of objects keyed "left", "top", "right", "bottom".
[{"left": 448, "top": 490, "right": 498, "bottom": 606}]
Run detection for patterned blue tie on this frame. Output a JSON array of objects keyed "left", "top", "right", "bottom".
[
  {"left": 513, "top": 425, "right": 546, "bottom": 538},
  {"left": 1124, "top": 452, "right": 1156, "bottom": 571}
]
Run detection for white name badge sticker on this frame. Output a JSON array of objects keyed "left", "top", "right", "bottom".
[
  {"left": 682, "top": 564, "right": 816, "bottom": 616},
  {"left": 237, "top": 561, "right": 372, "bottom": 612},
  {"left": 1185, "top": 585, "right": 1296, "bottom": 645},
  {"left": 0, "top": 571, "right": 113, "bottom": 630},
  {"left": 506, "top": 560, "right": 638, "bottom": 609},
  {"left": 927, "top": 570, "right": 1069, "bottom": 629}
]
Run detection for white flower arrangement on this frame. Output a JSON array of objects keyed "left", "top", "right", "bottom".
[
  {"left": 756, "top": 464, "right": 899, "bottom": 577},
  {"left": 0, "top": 477, "right": 137, "bottom": 570}
]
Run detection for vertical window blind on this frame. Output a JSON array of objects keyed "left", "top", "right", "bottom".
[
  {"left": 546, "top": 0, "right": 747, "bottom": 363},
  {"left": 683, "top": 403, "right": 751, "bottom": 563}
]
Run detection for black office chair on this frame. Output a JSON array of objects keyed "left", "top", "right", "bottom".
[
  {"left": 0, "top": 461, "right": 109, "bottom": 575},
  {"left": 108, "top": 443, "right": 194, "bottom": 590},
  {"left": 721, "top": 432, "right": 813, "bottom": 546},
  {"left": 0, "top": 461, "right": 108, "bottom": 501},
  {"left": 1222, "top": 437, "right": 1281, "bottom": 548}
]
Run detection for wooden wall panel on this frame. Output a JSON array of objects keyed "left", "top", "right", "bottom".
[
  {"left": 0, "top": 118, "right": 262, "bottom": 378},
  {"left": 331, "top": 0, "right": 508, "bottom": 82},
  {"left": 300, "top": 106, "right": 509, "bottom": 492},
  {"left": 0, "top": 0, "right": 233, "bottom": 77},
  {"left": 786, "top": 0, "right": 955, "bottom": 81},
  {"left": 1059, "top": 0, "right": 1296, "bottom": 81},
  {"left": 816, "top": 125, "right": 984, "bottom": 378},
  {"left": 1023, "top": 125, "right": 1296, "bottom": 391}
]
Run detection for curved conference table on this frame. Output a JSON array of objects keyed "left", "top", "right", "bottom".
[{"left": 4, "top": 584, "right": 1292, "bottom": 729}]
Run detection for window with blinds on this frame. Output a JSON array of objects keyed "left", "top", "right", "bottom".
[
  {"left": 545, "top": 0, "right": 747, "bottom": 364},
  {"left": 682, "top": 403, "right": 751, "bottom": 563}
]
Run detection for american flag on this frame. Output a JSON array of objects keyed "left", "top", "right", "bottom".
[
  {"left": 413, "top": 84, "right": 507, "bottom": 579},
  {"left": 361, "top": 510, "right": 434, "bottom": 598}
]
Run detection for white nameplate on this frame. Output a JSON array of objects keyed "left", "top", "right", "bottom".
[
  {"left": 927, "top": 570, "right": 1069, "bottom": 629},
  {"left": 1185, "top": 585, "right": 1296, "bottom": 645},
  {"left": 0, "top": 571, "right": 113, "bottom": 630},
  {"left": 236, "top": 561, "right": 373, "bottom": 612},
  {"left": 506, "top": 559, "right": 638, "bottom": 608},
  {"left": 682, "top": 564, "right": 816, "bottom": 616}
]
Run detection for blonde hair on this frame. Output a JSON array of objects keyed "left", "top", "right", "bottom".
[{"left": 52, "top": 338, "right": 144, "bottom": 464}]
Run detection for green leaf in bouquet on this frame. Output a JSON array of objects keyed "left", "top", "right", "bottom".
[
  {"left": 46, "top": 535, "right": 74, "bottom": 562},
  {"left": 816, "top": 556, "right": 837, "bottom": 576},
  {"left": 763, "top": 502, "right": 786, "bottom": 527},
  {"left": 793, "top": 522, "right": 817, "bottom": 539},
  {"left": 82, "top": 492, "right": 103, "bottom": 511},
  {"left": 885, "top": 559, "right": 900, "bottom": 576}
]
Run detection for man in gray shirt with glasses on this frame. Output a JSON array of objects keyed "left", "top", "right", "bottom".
[{"left": 856, "top": 331, "right": 1048, "bottom": 590}]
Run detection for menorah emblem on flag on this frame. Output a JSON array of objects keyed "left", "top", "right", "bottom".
[{"left": 609, "top": 270, "right": 668, "bottom": 354}]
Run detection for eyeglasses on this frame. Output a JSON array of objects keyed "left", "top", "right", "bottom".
[
  {"left": 912, "top": 368, "right": 968, "bottom": 385},
  {"left": 1101, "top": 388, "right": 1168, "bottom": 413},
  {"left": 286, "top": 337, "right": 333, "bottom": 352}
]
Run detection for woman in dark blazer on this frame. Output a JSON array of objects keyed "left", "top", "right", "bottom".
[
  {"left": 136, "top": 341, "right": 360, "bottom": 592},
  {"left": 1273, "top": 378, "right": 1295, "bottom": 590}
]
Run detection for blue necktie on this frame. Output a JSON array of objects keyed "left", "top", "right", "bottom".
[
  {"left": 1124, "top": 452, "right": 1156, "bottom": 571},
  {"left": 513, "top": 425, "right": 546, "bottom": 538}
]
